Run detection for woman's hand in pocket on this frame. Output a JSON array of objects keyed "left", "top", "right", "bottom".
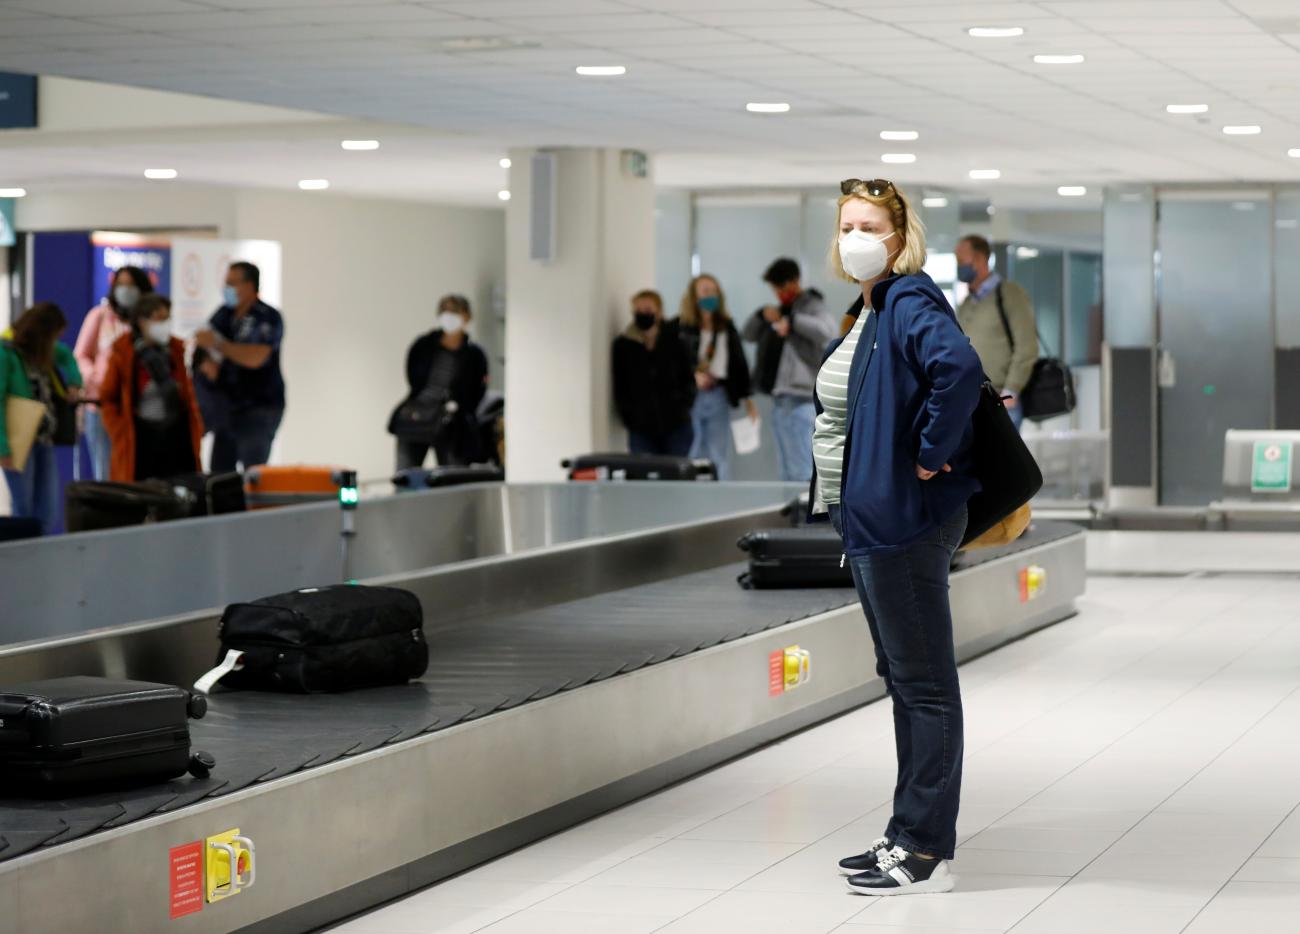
[{"left": 916, "top": 463, "right": 952, "bottom": 481}]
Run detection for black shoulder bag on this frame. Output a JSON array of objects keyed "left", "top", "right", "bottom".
[{"left": 994, "top": 284, "right": 1076, "bottom": 422}]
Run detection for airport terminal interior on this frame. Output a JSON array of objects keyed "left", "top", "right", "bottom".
[{"left": 1, "top": 1, "right": 1300, "bottom": 932}]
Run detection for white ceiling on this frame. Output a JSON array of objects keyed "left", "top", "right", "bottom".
[{"left": 4, "top": 0, "right": 1300, "bottom": 207}]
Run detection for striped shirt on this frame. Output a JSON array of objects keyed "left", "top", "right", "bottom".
[{"left": 813, "top": 310, "right": 870, "bottom": 505}]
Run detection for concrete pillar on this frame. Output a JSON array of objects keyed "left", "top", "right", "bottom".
[{"left": 503, "top": 148, "right": 654, "bottom": 482}]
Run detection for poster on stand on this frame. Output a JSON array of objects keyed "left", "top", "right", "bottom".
[
  {"left": 170, "top": 238, "right": 282, "bottom": 337},
  {"left": 90, "top": 231, "right": 171, "bottom": 303}
]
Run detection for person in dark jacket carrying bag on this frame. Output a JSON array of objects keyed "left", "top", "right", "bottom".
[
  {"left": 390, "top": 294, "right": 489, "bottom": 469},
  {"left": 612, "top": 289, "right": 696, "bottom": 456},
  {"left": 677, "top": 274, "right": 757, "bottom": 481},
  {"left": 812, "top": 179, "right": 984, "bottom": 897}
]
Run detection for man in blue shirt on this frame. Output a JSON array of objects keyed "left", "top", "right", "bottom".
[{"left": 194, "top": 261, "right": 285, "bottom": 473}]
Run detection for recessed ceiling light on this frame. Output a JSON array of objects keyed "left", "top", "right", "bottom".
[
  {"left": 576, "top": 65, "right": 625, "bottom": 76},
  {"left": 1058, "top": 186, "right": 1087, "bottom": 197},
  {"left": 497, "top": 189, "right": 512, "bottom": 201},
  {"left": 746, "top": 102, "right": 790, "bottom": 113},
  {"left": 1015, "top": 247, "right": 1040, "bottom": 259},
  {"left": 881, "top": 153, "right": 916, "bottom": 164},
  {"left": 0, "top": 187, "right": 26, "bottom": 198},
  {"left": 922, "top": 196, "right": 949, "bottom": 208},
  {"left": 1288, "top": 148, "right": 1300, "bottom": 157},
  {"left": 1223, "top": 125, "right": 1262, "bottom": 135},
  {"left": 499, "top": 157, "right": 512, "bottom": 169},
  {"left": 143, "top": 169, "right": 177, "bottom": 180},
  {"left": 880, "top": 130, "right": 919, "bottom": 141},
  {"left": 341, "top": 139, "right": 379, "bottom": 151},
  {"left": 968, "top": 26, "right": 1024, "bottom": 38},
  {"left": 1034, "top": 54, "right": 1085, "bottom": 65},
  {"left": 298, "top": 179, "right": 330, "bottom": 190},
  {"left": 1166, "top": 104, "right": 1209, "bottom": 114},
  {"left": 969, "top": 169, "right": 1001, "bottom": 180}
]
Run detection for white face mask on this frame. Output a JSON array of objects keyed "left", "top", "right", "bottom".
[
  {"left": 439, "top": 311, "right": 465, "bottom": 334},
  {"left": 145, "top": 320, "right": 172, "bottom": 345},
  {"left": 114, "top": 285, "right": 140, "bottom": 311},
  {"left": 838, "top": 229, "right": 898, "bottom": 282}
]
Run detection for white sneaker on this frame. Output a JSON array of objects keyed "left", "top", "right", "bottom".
[{"left": 845, "top": 846, "right": 955, "bottom": 896}]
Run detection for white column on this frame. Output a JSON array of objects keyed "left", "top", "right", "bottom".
[{"left": 504, "top": 148, "right": 655, "bottom": 482}]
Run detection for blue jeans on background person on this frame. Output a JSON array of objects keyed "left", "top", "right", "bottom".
[
  {"left": 689, "top": 387, "right": 733, "bottom": 480},
  {"left": 212, "top": 407, "right": 284, "bottom": 474},
  {"left": 771, "top": 395, "right": 815, "bottom": 482},
  {"left": 629, "top": 421, "right": 694, "bottom": 458},
  {"left": 83, "top": 406, "right": 112, "bottom": 481},
  {"left": 4, "top": 443, "right": 61, "bottom": 535},
  {"left": 830, "top": 501, "right": 968, "bottom": 860}
]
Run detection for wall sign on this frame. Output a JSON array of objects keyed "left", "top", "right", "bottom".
[
  {"left": 1252, "top": 441, "right": 1293, "bottom": 493},
  {"left": 0, "top": 72, "right": 37, "bottom": 130}
]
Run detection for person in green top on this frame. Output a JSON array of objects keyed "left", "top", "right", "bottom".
[{"left": 1, "top": 302, "right": 83, "bottom": 535}]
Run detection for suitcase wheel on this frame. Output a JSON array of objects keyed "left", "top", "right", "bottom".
[
  {"left": 188, "top": 750, "right": 216, "bottom": 779},
  {"left": 187, "top": 692, "right": 208, "bottom": 720}
]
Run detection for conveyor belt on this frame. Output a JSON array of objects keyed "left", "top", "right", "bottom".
[{"left": 0, "top": 520, "right": 1081, "bottom": 866}]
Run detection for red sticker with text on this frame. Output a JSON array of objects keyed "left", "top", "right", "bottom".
[
  {"left": 169, "top": 841, "right": 204, "bottom": 920},
  {"left": 769, "top": 649, "right": 785, "bottom": 696}
]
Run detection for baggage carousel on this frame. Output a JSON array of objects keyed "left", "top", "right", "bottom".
[{"left": 0, "top": 485, "right": 1085, "bottom": 934}]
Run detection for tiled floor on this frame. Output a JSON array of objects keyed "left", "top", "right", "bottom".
[{"left": 327, "top": 565, "right": 1300, "bottom": 934}]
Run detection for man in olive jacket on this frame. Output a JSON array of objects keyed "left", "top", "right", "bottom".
[{"left": 955, "top": 235, "right": 1038, "bottom": 427}]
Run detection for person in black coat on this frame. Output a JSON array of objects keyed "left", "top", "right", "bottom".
[
  {"left": 389, "top": 295, "right": 489, "bottom": 469},
  {"left": 612, "top": 289, "right": 696, "bottom": 457}
]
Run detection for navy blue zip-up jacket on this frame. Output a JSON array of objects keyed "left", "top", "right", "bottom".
[{"left": 814, "top": 272, "right": 984, "bottom": 555}]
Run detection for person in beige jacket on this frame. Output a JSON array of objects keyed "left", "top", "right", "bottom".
[{"left": 954, "top": 235, "right": 1038, "bottom": 427}]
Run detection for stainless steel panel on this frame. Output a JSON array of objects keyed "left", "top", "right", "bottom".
[
  {"left": 1157, "top": 197, "right": 1274, "bottom": 505},
  {"left": 0, "top": 482, "right": 800, "bottom": 647},
  {"left": 0, "top": 532, "right": 1085, "bottom": 934}
]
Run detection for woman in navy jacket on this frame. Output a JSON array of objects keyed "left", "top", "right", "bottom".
[{"left": 811, "top": 180, "right": 984, "bottom": 896}]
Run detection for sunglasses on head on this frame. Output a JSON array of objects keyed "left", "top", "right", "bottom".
[{"left": 840, "top": 178, "right": 896, "bottom": 197}]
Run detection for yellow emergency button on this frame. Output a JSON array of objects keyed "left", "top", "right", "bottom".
[{"left": 783, "top": 646, "right": 811, "bottom": 690}]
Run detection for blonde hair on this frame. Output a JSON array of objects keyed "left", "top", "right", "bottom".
[
  {"left": 829, "top": 182, "right": 927, "bottom": 282},
  {"left": 678, "top": 274, "right": 731, "bottom": 329}
]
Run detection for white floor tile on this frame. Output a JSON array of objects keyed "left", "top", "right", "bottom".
[
  {"left": 1235, "top": 856, "right": 1300, "bottom": 883},
  {"left": 1010, "top": 878, "right": 1220, "bottom": 934},
  {"left": 531, "top": 882, "right": 720, "bottom": 917},
  {"left": 1181, "top": 881, "right": 1300, "bottom": 932},
  {"left": 655, "top": 889, "right": 865, "bottom": 934},
  {"left": 953, "top": 847, "right": 1095, "bottom": 877},
  {"left": 474, "top": 909, "right": 674, "bottom": 934},
  {"left": 853, "top": 873, "right": 1067, "bottom": 929}
]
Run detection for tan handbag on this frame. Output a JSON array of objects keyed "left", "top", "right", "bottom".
[
  {"left": 961, "top": 502, "right": 1031, "bottom": 551},
  {"left": 4, "top": 395, "right": 46, "bottom": 472}
]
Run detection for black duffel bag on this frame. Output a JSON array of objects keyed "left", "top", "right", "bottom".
[
  {"left": 199, "top": 585, "right": 428, "bottom": 694},
  {"left": 994, "top": 284, "right": 1076, "bottom": 422},
  {"left": 962, "top": 380, "right": 1043, "bottom": 547}
]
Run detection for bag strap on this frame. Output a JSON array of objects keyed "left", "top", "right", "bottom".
[{"left": 994, "top": 284, "right": 1015, "bottom": 352}]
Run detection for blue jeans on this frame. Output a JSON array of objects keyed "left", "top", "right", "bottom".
[
  {"left": 83, "top": 407, "right": 113, "bottom": 481},
  {"left": 771, "top": 395, "right": 815, "bottom": 482},
  {"left": 212, "top": 407, "right": 283, "bottom": 474},
  {"left": 4, "top": 443, "right": 61, "bottom": 535},
  {"left": 830, "top": 502, "right": 968, "bottom": 860},
  {"left": 629, "top": 422, "right": 693, "bottom": 458},
  {"left": 689, "top": 387, "right": 733, "bottom": 481}
]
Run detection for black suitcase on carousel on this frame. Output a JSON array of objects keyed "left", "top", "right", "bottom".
[
  {"left": 203, "top": 585, "right": 428, "bottom": 694},
  {"left": 0, "top": 676, "right": 213, "bottom": 790},
  {"left": 0, "top": 516, "right": 42, "bottom": 542},
  {"left": 563, "top": 453, "right": 717, "bottom": 481},
  {"left": 64, "top": 480, "right": 193, "bottom": 532},
  {"left": 167, "top": 472, "right": 247, "bottom": 517},
  {"left": 392, "top": 464, "right": 505, "bottom": 490},
  {"left": 737, "top": 527, "right": 855, "bottom": 589}
]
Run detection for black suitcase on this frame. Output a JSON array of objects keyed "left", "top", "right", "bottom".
[
  {"left": 0, "top": 676, "right": 213, "bottom": 790},
  {"left": 392, "top": 464, "right": 505, "bottom": 490},
  {"left": 64, "top": 480, "right": 193, "bottom": 532},
  {"left": 168, "top": 472, "right": 247, "bottom": 516},
  {"left": 207, "top": 585, "right": 428, "bottom": 693},
  {"left": 737, "top": 527, "right": 855, "bottom": 589},
  {"left": 0, "top": 515, "right": 42, "bottom": 542},
  {"left": 563, "top": 453, "right": 717, "bottom": 481}
]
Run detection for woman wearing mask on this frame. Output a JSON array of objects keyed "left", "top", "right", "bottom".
[
  {"left": 389, "top": 295, "right": 489, "bottom": 469},
  {"left": 677, "top": 275, "right": 756, "bottom": 480},
  {"left": 612, "top": 289, "right": 695, "bottom": 456},
  {"left": 99, "top": 294, "right": 203, "bottom": 483},
  {"left": 74, "top": 266, "right": 153, "bottom": 480},
  {"left": 0, "top": 303, "right": 84, "bottom": 534},
  {"left": 813, "top": 179, "right": 983, "bottom": 896}
]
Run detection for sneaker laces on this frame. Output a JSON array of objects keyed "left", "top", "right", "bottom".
[
  {"left": 870, "top": 837, "right": 891, "bottom": 853},
  {"left": 875, "top": 846, "right": 909, "bottom": 874}
]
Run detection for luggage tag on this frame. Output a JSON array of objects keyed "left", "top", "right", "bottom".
[{"left": 194, "top": 649, "right": 246, "bottom": 695}]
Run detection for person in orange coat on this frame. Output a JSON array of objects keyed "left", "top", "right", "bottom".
[{"left": 100, "top": 294, "right": 204, "bottom": 482}]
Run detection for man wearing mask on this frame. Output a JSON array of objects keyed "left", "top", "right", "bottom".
[
  {"left": 194, "top": 261, "right": 286, "bottom": 472},
  {"left": 955, "top": 235, "right": 1038, "bottom": 428},
  {"left": 389, "top": 295, "right": 489, "bottom": 469},
  {"left": 612, "top": 290, "right": 695, "bottom": 456},
  {"left": 742, "top": 258, "right": 837, "bottom": 482}
]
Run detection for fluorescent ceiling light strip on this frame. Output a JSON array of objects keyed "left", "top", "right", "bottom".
[
  {"left": 1034, "top": 54, "right": 1084, "bottom": 64},
  {"left": 298, "top": 179, "right": 329, "bottom": 190},
  {"left": 144, "top": 169, "right": 177, "bottom": 179},
  {"left": 0, "top": 187, "right": 26, "bottom": 197},
  {"left": 881, "top": 153, "right": 916, "bottom": 164},
  {"left": 746, "top": 102, "right": 790, "bottom": 113},
  {"left": 1058, "top": 186, "right": 1087, "bottom": 196},
  {"left": 922, "top": 197, "right": 948, "bottom": 208},
  {"left": 969, "top": 169, "right": 1001, "bottom": 180},
  {"left": 497, "top": 190, "right": 512, "bottom": 201},
  {"left": 576, "top": 65, "right": 625, "bottom": 76},
  {"left": 1223, "top": 125, "right": 1261, "bottom": 135},
  {"left": 880, "top": 130, "right": 919, "bottom": 141},
  {"left": 341, "top": 140, "right": 379, "bottom": 151},
  {"left": 969, "top": 26, "right": 1023, "bottom": 38},
  {"left": 1166, "top": 104, "right": 1208, "bottom": 114}
]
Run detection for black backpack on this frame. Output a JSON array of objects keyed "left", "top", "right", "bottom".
[{"left": 994, "top": 285, "right": 1076, "bottom": 422}]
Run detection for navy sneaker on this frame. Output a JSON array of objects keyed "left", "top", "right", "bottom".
[
  {"left": 837, "top": 837, "right": 892, "bottom": 876},
  {"left": 845, "top": 846, "right": 955, "bottom": 896}
]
